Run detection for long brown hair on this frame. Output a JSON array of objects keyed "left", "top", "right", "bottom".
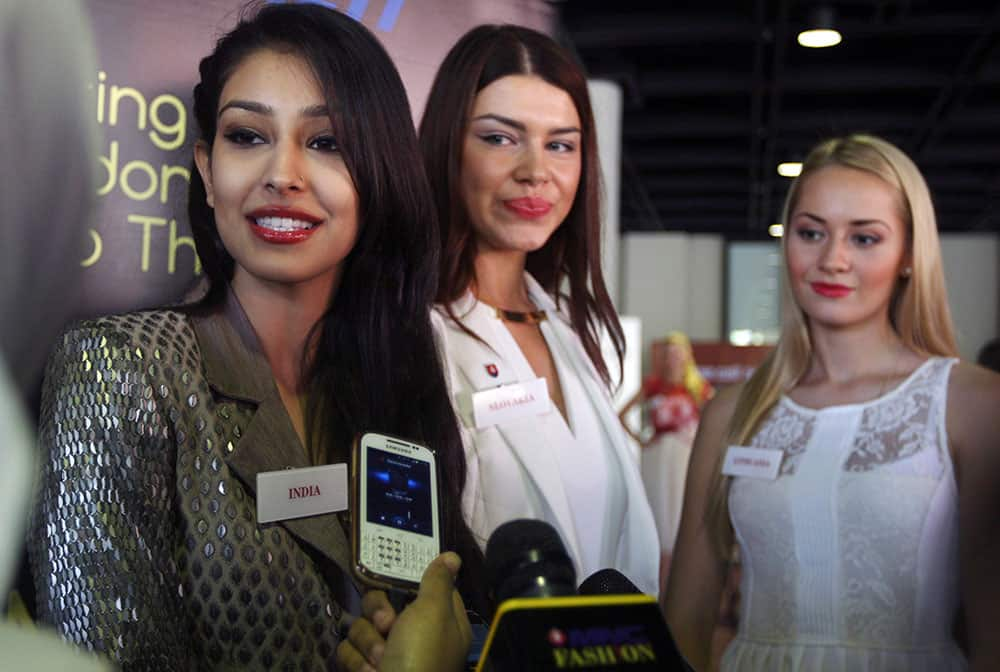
[
  {"left": 419, "top": 24, "right": 624, "bottom": 386},
  {"left": 706, "top": 134, "right": 958, "bottom": 557}
]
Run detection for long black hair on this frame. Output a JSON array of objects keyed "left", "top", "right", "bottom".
[
  {"left": 420, "top": 24, "right": 624, "bottom": 387},
  {"left": 187, "top": 2, "right": 489, "bottom": 613}
]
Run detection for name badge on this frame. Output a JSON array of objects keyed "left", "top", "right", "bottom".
[
  {"left": 722, "top": 446, "right": 783, "bottom": 480},
  {"left": 256, "top": 463, "right": 349, "bottom": 523},
  {"left": 472, "top": 377, "right": 551, "bottom": 429}
]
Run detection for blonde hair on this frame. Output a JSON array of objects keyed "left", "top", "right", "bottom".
[
  {"left": 663, "top": 331, "right": 712, "bottom": 406},
  {"left": 706, "top": 134, "right": 958, "bottom": 557}
]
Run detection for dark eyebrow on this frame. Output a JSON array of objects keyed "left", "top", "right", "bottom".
[
  {"left": 470, "top": 113, "right": 581, "bottom": 136},
  {"left": 301, "top": 103, "right": 330, "bottom": 118},
  {"left": 218, "top": 100, "right": 330, "bottom": 119},
  {"left": 471, "top": 113, "right": 525, "bottom": 131},
  {"left": 219, "top": 100, "right": 270, "bottom": 117}
]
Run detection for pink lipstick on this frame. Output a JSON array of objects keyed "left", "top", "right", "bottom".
[
  {"left": 811, "top": 282, "right": 853, "bottom": 298},
  {"left": 504, "top": 197, "right": 552, "bottom": 219}
]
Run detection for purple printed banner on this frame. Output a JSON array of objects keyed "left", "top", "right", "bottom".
[{"left": 79, "top": 0, "right": 553, "bottom": 316}]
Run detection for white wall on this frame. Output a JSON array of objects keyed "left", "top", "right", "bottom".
[
  {"left": 619, "top": 231, "right": 999, "bottom": 370},
  {"left": 588, "top": 79, "right": 623, "bottom": 307},
  {"left": 621, "top": 232, "right": 724, "bottom": 369},
  {"left": 940, "top": 233, "right": 999, "bottom": 361},
  {"left": 603, "top": 316, "right": 643, "bottom": 444},
  {"left": 688, "top": 235, "right": 726, "bottom": 340}
]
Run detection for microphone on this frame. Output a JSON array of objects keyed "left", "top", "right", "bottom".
[
  {"left": 485, "top": 519, "right": 576, "bottom": 602},
  {"left": 475, "top": 520, "right": 693, "bottom": 671},
  {"left": 577, "top": 568, "right": 641, "bottom": 596}
]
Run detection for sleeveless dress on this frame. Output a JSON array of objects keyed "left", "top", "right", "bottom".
[{"left": 723, "top": 357, "right": 967, "bottom": 671}]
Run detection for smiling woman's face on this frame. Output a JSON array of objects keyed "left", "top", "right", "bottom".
[
  {"left": 194, "top": 48, "right": 359, "bottom": 297},
  {"left": 459, "top": 74, "right": 582, "bottom": 256}
]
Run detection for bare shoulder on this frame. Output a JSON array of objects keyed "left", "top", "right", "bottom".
[
  {"left": 692, "top": 382, "right": 743, "bottom": 458},
  {"left": 947, "top": 359, "right": 1000, "bottom": 393},
  {"left": 947, "top": 361, "right": 1000, "bottom": 425},
  {"left": 946, "top": 360, "right": 1000, "bottom": 472},
  {"left": 700, "top": 382, "right": 742, "bottom": 430}
]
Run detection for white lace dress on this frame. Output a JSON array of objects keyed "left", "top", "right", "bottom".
[{"left": 723, "top": 358, "right": 967, "bottom": 671}]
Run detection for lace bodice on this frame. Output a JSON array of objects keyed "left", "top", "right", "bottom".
[{"left": 724, "top": 358, "right": 966, "bottom": 672}]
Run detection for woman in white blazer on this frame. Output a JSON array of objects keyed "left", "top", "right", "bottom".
[{"left": 419, "top": 25, "right": 659, "bottom": 596}]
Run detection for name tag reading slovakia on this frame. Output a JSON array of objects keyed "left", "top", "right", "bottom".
[
  {"left": 256, "top": 463, "right": 349, "bottom": 524},
  {"left": 472, "top": 377, "right": 551, "bottom": 429},
  {"left": 722, "top": 446, "right": 783, "bottom": 480}
]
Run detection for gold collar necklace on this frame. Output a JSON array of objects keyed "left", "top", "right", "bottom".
[
  {"left": 474, "top": 290, "right": 548, "bottom": 324},
  {"left": 494, "top": 306, "right": 548, "bottom": 324}
]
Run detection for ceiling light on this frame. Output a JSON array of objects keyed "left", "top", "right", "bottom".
[
  {"left": 798, "top": 28, "right": 841, "bottom": 48},
  {"left": 798, "top": 6, "right": 842, "bottom": 48},
  {"left": 777, "top": 162, "right": 802, "bottom": 177},
  {"left": 768, "top": 224, "right": 784, "bottom": 238}
]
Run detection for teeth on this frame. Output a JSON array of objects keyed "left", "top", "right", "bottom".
[{"left": 255, "top": 216, "right": 316, "bottom": 231}]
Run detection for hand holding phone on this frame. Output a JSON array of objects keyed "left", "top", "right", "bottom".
[
  {"left": 352, "top": 432, "right": 442, "bottom": 592},
  {"left": 336, "top": 552, "right": 474, "bottom": 672}
]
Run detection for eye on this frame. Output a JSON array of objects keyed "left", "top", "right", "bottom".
[
  {"left": 308, "top": 134, "right": 339, "bottom": 152},
  {"left": 223, "top": 128, "right": 265, "bottom": 146},
  {"left": 547, "top": 140, "right": 576, "bottom": 153},
  {"left": 852, "top": 232, "right": 881, "bottom": 247},
  {"left": 479, "top": 133, "right": 514, "bottom": 146},
  {"left": 795, "top": 227, "right": 823, "bottom": 242}
]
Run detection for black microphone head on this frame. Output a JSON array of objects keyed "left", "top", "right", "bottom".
[
  {"left": 578, "top": 568, "right": 642, "bottom": 596},
  {"left": 485, "top": 519, "right": 577, "bottom": 603}
]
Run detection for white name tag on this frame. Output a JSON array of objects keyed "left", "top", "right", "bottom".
[
  {"left": 256, "top": 463, "right": 349, "bottom": 523},
  {"left": 472, "top": 377, "right": 551, "bottom": 429},
  {"left": 722, "top": 446, "right": 783, "bottom": 480}
]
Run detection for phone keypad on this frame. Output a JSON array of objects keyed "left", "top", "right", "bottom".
[{"left": 361, "top": 531, "right": 436, "bottom": 582}]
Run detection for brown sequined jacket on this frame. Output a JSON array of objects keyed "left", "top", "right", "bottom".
[{"left": 29, "top": 291, "right": 359, "bottom": 671}]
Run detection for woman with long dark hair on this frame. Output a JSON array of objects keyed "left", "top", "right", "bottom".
[
  {"left": 29, "top": 4, "right": 485, "bottom": 669},
  {"left": 421, "top": 25, "right": 659, "bottom": 595}
]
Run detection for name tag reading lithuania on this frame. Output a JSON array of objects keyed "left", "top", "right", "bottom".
[
  {"left": 257, "top": 463, "right": 348, "bottom": 523},
  {"left": 472, "top": 377, "right": 551, "bottom": 429},
  {"left": 722, "top": 446, "right": 783, "bottom": 480}
]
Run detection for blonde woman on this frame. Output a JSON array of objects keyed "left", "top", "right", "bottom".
[
  {"left": 665, "top": 135, "right": 1000, "bottom": 671},
  {"left": 619, "top": 332, "right": 713, "bottom": 590},
  {"left": 620, "top": 331, "right": 713, "bottom": 447}
]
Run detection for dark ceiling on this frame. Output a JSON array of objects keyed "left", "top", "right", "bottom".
[{"left": 556, "top": 0, "right": 1000, "bottom": 238}]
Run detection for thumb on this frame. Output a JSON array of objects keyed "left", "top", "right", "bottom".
[
  {"left": 438, "top": 551, "right": 462, "bottom": 577},
  {"left": 418, "top": 552, "right": 462, "bottom": 599}
]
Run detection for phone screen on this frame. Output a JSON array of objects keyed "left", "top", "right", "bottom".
[
  {"left": 354, "top": 434, "right": 440, "bottom": 592},
  {"left": 365, "top": 447, "right": 434, "bottom": 537}
]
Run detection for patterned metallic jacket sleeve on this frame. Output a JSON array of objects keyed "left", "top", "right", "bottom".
[{"left": 30, "top": 318, "right": 195, "bottom": 669}]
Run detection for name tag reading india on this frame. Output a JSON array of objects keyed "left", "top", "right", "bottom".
[
  {"left": 257, "top": 463, "right": 349, "bottom": 523},
  {"left": 472, "top": 377, "right": 551, "bottom": 429},
  {"left": 722, "top": 445, "right": 783, "bottom": 480}
]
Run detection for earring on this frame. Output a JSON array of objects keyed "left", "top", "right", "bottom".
[{"left": 901, "top": 267, "right": 912, "bottom": 278}]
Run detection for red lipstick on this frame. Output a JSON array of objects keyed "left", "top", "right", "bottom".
[
  {"left": 811, "top": 282, "right": 853, "bottom": 298},
  {"left": 504, "top": 197, "right": 552, "bottom": 219},
  {"left": 246, "top": 206, "right": 322, "bottom": 245}
]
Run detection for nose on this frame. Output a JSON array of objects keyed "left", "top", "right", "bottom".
[
  {"left": 513, "top": 142, "right": 551, "bottom": 185},
  {"left": 264, "top": 141, "right": 305, "bottom": 193},
  {"left": 818, "top": 235, "right": 851, "bottom": 273}
]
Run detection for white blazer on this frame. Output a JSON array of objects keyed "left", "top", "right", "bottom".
[{"left": 433, "top": 274, "right": 660, "bottom": 595}]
